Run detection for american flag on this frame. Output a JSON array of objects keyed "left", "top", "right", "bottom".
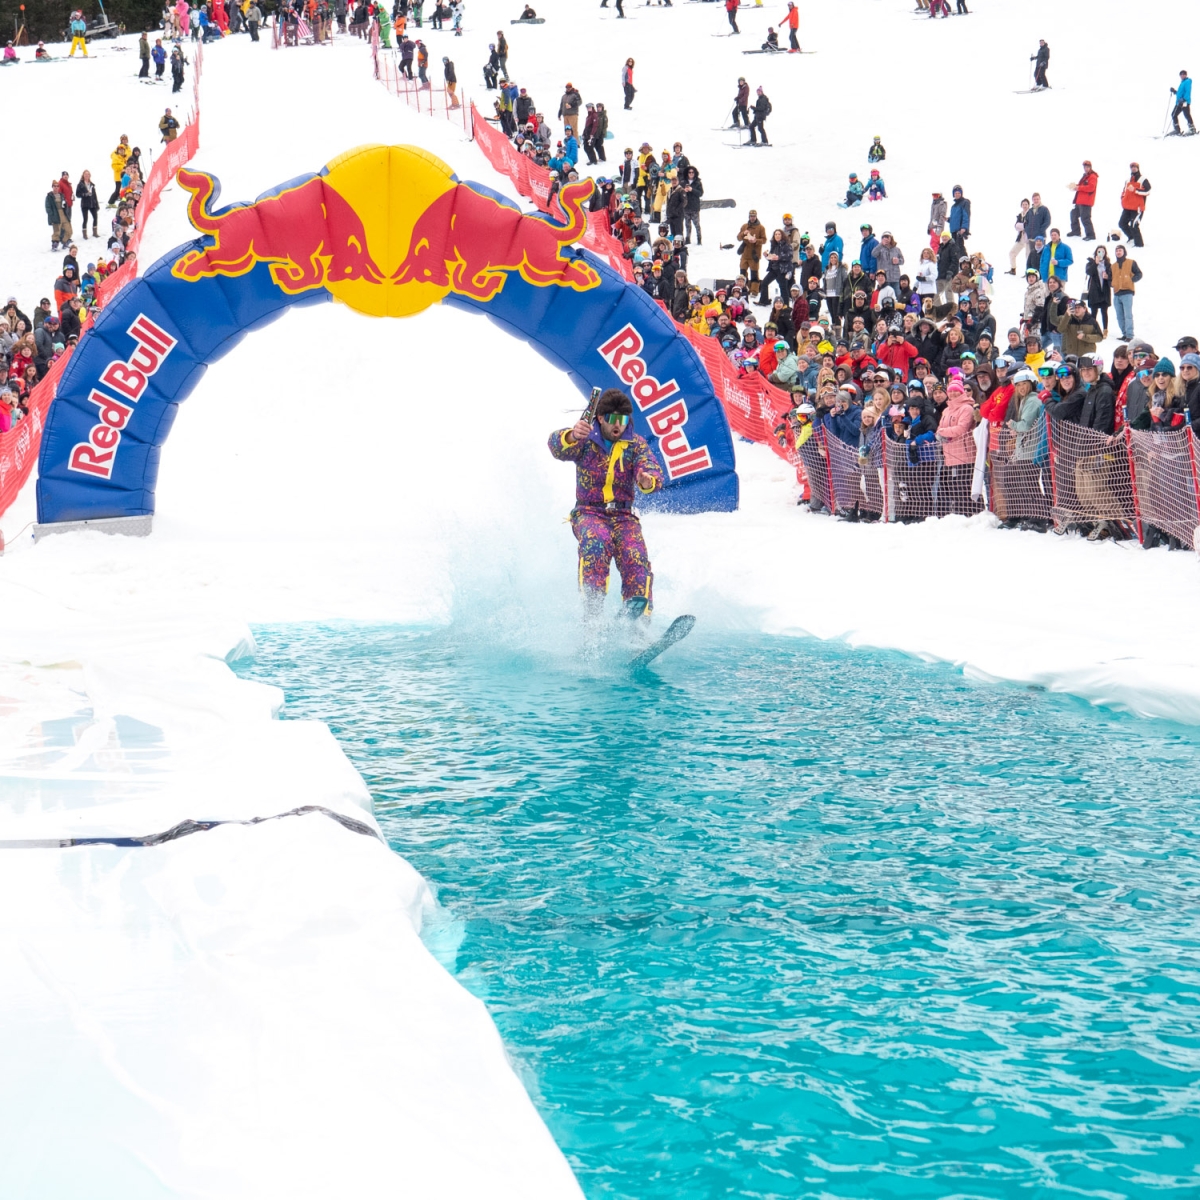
[{"left": 297, "top": 15, "right": 311, "bottom": 37}]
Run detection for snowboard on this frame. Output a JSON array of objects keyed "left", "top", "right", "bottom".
[
  {"left": 510, "top": 16, "right": 545, "bottom": 22},
  {"left": 698, "top": 197, "right": 735, "bottom": 209},
  {"left": 630, "top": 615, "right": 696, "bottom": 670},
  {"left": 743, "top": 48, "right": 815, "bottom": 54}
]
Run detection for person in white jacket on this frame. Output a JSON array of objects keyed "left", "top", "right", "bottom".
[{"left": 915, "top": 247, "right": 938, "bottom": 298}]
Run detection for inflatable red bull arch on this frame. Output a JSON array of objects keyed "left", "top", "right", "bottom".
[{"left": 36, "top": 144, "right": 739, "bottom": 528}]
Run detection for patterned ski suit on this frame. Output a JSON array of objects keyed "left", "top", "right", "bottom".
[{"left": 548, "top": 422, "right": 664, "bottom": 607}]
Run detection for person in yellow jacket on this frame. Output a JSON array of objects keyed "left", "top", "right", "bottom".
[
  {"left": 652, "top": 167, "right": 675, "bottom": 224},
  {"left": 635, "top": 142, "right": 654, "bottom": 212},
  {"left": 108, "top": 134, "right": 130, "bottom": 207}
]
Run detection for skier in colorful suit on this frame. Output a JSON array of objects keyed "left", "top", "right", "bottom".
[{"left": 549, "top": 388, "right": 664, "bottom": 616}]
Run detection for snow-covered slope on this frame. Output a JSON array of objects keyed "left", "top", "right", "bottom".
[{"left": 2, "top": 3, "right": 1200, "bottom": 1195}]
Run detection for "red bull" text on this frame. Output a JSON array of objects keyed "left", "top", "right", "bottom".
[
  {"left": 598, "top": 323, "right": 713, "bottom": 480},
  {"left": 68, "top": 315, "right": 176, "bottom": 479}
]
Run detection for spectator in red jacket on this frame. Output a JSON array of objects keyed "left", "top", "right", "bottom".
[
  {"left": 1068, "top": 160, "right": 1098, "bottom": 241},
  {"left": 875, "top": 327, "right": 919, "bottom": 380}
]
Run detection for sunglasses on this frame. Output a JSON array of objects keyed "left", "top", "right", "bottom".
[{"left": 601, "top": 412, "right": 629, "bottom": 428}]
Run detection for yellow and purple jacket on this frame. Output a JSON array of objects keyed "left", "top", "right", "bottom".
[{"left": 549, "top": 422, "right": 664, "bottom": 509}]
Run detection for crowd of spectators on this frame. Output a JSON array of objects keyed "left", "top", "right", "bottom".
[{"left": 5, "top": 128, "right": 160, "bottom": 434}]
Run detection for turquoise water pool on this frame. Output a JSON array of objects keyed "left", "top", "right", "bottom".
[{"left": 238, "top": 622, "right": 1200, "bottom": 1198}]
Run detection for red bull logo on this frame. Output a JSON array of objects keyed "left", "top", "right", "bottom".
[
  {"left": 392, "top": 178, "right": 600, "bottom": 301},
  {"left": 170, "top": 145, "right": 600, "bottom": 316},
  {"left": 173, "top": 170, "right": 385, "bottom": 292}
]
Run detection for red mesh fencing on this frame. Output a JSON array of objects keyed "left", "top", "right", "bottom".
[
  {"left": 828, "top": 428, "right": 885, "bottom": 517},
  {"left": 797, "top": 431, "right": 834, "bottom": 512},
  {"left": 1046, "top": 417, "right": 1137, "bottom": 530},
  {"left": 882, "top": 430, "right": 984, "bottom": 522},
  {"left": 1128, "top": 426, "right": 1200, "bottom": 549},
  {"left": 987, "top": 418, "right": 1054, "bottom": 525}
]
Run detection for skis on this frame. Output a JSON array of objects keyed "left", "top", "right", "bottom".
[
  {"left": 730, "top": 142, "right": 773, "bottom": 148},
  {"left": 1158, "top": 129, "right": 1198, "bottom": 138},
  {"left": 630, "top": 615, "right": 696, "bottom": 671}
]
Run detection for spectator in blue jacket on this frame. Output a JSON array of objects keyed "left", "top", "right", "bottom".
[
  {"left": 1039, "top": 228, "right": 1074, "bottom": 282},
  {"left": 822, "top": 388, "right": 863, "bottom": 445},
  {"left": 949, "top": 185, "right": 971, "bottom": 239},
  {"left": 563, "top": 131, "right": 579, "bottom": 165},
  {"left": 858, "top": 223, "right": 879, "bottom": 279},
  {"left": 820, "top": 221, "right": 843, "bottom": 268}
]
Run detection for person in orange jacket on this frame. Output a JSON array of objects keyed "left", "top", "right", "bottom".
[
  {"left": 784, "top": 0, "right": 800, "bottom": 51},
  {"left": 1118, "top": 163, "right": 1150, "bottom": 247}
]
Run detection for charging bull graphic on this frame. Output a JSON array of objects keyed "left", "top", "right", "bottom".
[
  {"left": 36, "top": 144, "right": 738, "bottom": 530},
  {"left": 393, "top": 178, "right": 600, "bottom": 301},
  {"left": 172, "top": 169, "right": 386, "bottom": 292}
]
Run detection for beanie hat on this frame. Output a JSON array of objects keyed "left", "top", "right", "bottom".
[
  {"left": 1153, "top": 359, "right": 1176, "bottom": 376},
  {"left": 947, "top": 381, "right": 965, "bottom": 396},
  {"left": 1181, "top": 353, "right": 1200, "bottom": 369}
]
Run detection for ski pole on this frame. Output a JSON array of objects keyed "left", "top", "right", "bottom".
[{"left": 1163, "top": 89, "right": 1175, "bottom": 136}]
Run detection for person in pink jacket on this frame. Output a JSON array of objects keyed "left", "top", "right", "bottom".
[{"left": 935, "top": 380, "right": 976, "bottom": 465}]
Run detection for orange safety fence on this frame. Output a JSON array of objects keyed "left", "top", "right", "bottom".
[
  {"left": 470, "top": 103, "right": 632, "bottom": 281},
  {"left": 95, "top": 42, "right": 203, "bottom": 310},
  {"left": 371, "top": 25, "right": 470, "bottom": 131}
]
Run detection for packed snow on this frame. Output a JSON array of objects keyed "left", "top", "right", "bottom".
[{"left": 2, "top": 1, "right": 1200, "bottom": 1195}]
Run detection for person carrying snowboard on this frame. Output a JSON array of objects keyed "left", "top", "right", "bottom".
[
  {"left": 1031, "top": 39, "right": 1050, "bottom": 89},
  {"left": 784, "top": 1, "right": 799, "bottom": 52},
  {"left": 725, "top": 0, "right": 739, "bottom": 35},
  {"left": 1170, "top": 69, "right": 1195, "bottom": 135},
  {"left": 549, "top": 388, "right": 663, "bottom": 618}
]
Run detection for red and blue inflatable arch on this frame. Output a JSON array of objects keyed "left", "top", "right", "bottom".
[{"left": 35, "top": 144, "right": 738, "bottom": 529}]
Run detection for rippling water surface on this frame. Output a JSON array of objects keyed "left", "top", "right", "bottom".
[{"left": 238, "top": 622, "right": 1200, "bottom": 1199}]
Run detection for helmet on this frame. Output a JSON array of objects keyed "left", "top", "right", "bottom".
[{"left": 870, "top": 170, "right": 879, "bottom": 177}]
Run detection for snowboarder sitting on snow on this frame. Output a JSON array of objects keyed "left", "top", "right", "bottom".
[
  {"left": 867, "top": 136, "right": 886, "bottom": 163},
  {"left": 549, "top": 388, "right": 664, "bottom": 618},
  {"left": 762, "top": 27, "right": 780, "bottom": 52},
  {"left": 866, "top": 170, "right": 887, "bottom": 201},
  {"left": 519, "top": 4, "right": 536, "bottom": 18},
  {"left": 844, "top": 173, "right": 864, "bottom": 207}
]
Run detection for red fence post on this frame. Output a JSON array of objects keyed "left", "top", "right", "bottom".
[{"left": 1124, "top": 426, "right": 1144, "bottom": 544}]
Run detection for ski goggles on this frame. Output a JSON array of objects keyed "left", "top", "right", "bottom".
[
  {"left": 1037, "top": 365, "right": 1071, "bottom": 378},
  {"left": 600, "top": 411, "right": 629, "bottom": 428}
]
